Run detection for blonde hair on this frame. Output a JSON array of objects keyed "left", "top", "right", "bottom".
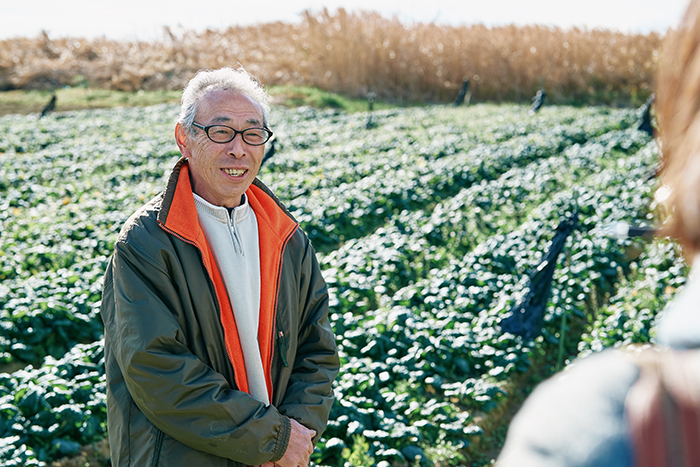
[{"left": 657, "top": 0, "right": 700, "bottom": 255}]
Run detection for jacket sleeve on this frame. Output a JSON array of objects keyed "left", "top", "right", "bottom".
[
  {"left": 276, "top": 237, "right": 340, "bottom": 442},
  {"left": 102, "top": 235, "right": 291, "bottom": 465}
]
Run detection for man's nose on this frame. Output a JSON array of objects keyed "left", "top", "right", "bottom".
[{"left": 227, "top": 134, "right": 247, "bottom": 158}]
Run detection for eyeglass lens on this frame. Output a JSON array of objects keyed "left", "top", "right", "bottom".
[{"left": 206, "top": 125, "right": 270, "bottom": 145}]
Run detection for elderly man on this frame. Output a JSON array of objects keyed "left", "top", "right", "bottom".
[{"left": 100, "top": 66, "right": 339, "bottom": 467}]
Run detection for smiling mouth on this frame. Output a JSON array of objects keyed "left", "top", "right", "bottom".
[{"left": 223, "top": 168, "right": 247, "bottom": 177}]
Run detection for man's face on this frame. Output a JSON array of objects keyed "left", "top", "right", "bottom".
[{"left": 175, "top": 89, "right": 266, "bottom": 208}]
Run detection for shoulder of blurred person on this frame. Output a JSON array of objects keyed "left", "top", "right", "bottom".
[
  {"left": 498, "top": 255, "right": 700, "bottom": 467},
  {"left": 497, "top": 349, "right": 638, "bottom": 467},
  {"left": 656, "top": 255, "right": 700, "bottom": 349}
]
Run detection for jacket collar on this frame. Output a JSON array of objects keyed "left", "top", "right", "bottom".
[{"left": 158, "top": 157, "right": 298, "bottom": 244}]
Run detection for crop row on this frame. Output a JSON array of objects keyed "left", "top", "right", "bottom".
[
  {"left": 264, "top": 106, "right": 639, "bottom": 251},
  {"left": 321, "top": 129, "right": 654, "bottom": 317},
  {"left": 313, "top": 138, "right": 660, "bottom": 465},
  {"left": 0, "top": 257, "right": 107, "bottom": 367},
  {"left": 0, "top": 105, "right": 635, "bottom": 280},
  {"left": 263, "top": 105, "right": 637, "bottom": 192},
  {"left": 0, "top": 104, "right": 636, "bottom": 266}
]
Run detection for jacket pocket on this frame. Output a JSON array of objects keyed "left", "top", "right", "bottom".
[{"left": 150, "top": 428, "right": 165, "bottom": 467}]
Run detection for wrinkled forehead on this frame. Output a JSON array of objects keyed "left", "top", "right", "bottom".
[{"left": 197, "top": 89, "right": 264, "bottom": 125}]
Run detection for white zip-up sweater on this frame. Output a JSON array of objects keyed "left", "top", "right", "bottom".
[{"left": 193, "top": 193, "right": 269, "bottom": 405}]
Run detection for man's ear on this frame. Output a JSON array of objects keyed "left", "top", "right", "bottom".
[{"left": 175, "top": 123, "right": 191, "bottom": 158}]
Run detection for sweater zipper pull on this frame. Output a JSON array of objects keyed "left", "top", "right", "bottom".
[{"left": 229, "top": 217, "right": 244, "bottom": 256}]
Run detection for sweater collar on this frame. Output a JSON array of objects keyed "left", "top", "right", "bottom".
[{"left": 193, "top": 192, "right": 252, "bottom": 225}]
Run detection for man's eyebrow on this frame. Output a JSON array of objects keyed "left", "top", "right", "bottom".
[{"left": 211, "top": 116, "right": 262, "bottom": 126}]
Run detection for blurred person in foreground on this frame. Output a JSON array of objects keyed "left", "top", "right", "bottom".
[
  {"left": 497, "top": 2, "right": 700, "bottom": 466},
  {"left": 100, "top": 66, "right": 339, "bottom": 467}
]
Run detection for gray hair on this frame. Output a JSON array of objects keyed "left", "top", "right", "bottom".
[{"left": 177, "top": 66, "right": 271, "bottom": 133}]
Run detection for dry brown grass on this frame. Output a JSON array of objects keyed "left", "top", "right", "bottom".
[{"left": 0, "top": 9, "right": 663, "bottom": 106}]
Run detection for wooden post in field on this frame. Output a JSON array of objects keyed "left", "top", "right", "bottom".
[
  {"left": 366, "top": 92, "right": 376, "bottom": 129},
  {"left": 530, "top": 89, "right": 546, "bottom": 114},
  {"left": 40, "top": 93, "right": 57, "bottom": 117},
  {"left": 454, "top": 78, "right": 470, "bottom": 106}
]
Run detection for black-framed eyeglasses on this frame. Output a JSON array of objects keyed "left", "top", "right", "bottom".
[{"left": 192, "top": 122, "right": 273, "bottom": 146}]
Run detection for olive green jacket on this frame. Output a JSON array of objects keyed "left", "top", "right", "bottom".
[{"left": 101, "top": 158, "right": 339, "bottom": 466}]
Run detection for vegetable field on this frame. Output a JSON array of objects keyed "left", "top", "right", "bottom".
[{"left": 0, "top": 102, "right": 686, "bottom": 466}]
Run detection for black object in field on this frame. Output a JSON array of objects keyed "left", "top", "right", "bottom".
[
  {"left": 637, "top": 93, "right": 655, "bottom": 137},
  {"left": 499, "top": 212, "right": 579, "bottom": 338},
  {"left": 261, "top": 136, "right": 276, "bottom": 167},
  {"left": 366, "top": 92, "right": 377, "bottom": 129},
  {"left": 40, "top": 94, "right": 56, "bottom": 117},
  {"left": 454, "top": 78, "right": 470, "bottom": 106},
  {"left": 530, "top": 89, "right": 546, "bottom": 114}
]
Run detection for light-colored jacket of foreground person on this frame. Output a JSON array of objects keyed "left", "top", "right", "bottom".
[
  {"left": 101, "top": 158, "right": 340, "bottom": 466},
  {"left": 497, "top": 255, "right": 700, "bottom": 467}
]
